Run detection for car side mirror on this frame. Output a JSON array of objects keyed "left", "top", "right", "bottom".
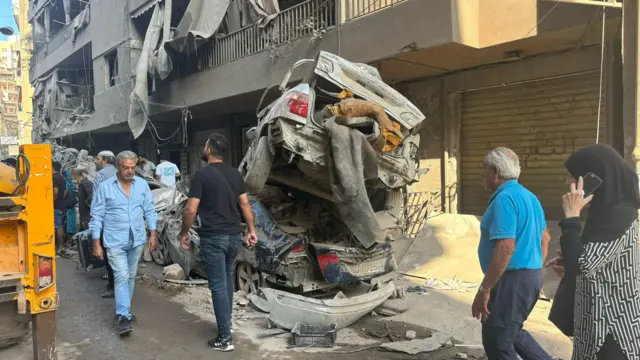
[{"left": 246, "top": 127, "right": 257, "bottom": 140}]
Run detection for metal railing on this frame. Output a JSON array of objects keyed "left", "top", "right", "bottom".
[
  {"left": 342, "top": 0, "right": 406, "bottom": 21},
  {"left": 171, "top": 0, "right": 336, "bottom": 80},
  {"left": 401, "top": 191, "right": 441, "bottom": 239}
]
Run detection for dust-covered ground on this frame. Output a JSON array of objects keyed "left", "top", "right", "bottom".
[{"left": 0, "top": 257, "right": 486, "bottom": 360}]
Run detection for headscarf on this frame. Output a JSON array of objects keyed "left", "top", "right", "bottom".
[{"left": 564, "top": 144, "right": 640, "bottom": 243}]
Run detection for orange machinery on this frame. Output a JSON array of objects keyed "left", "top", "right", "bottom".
[{"left": 0, "top": 144, "right": 57, "bottom": 360}]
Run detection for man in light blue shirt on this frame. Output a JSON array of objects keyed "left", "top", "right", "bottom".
[
  {"left": 90, "top": 151, "right": 158, "bottom": 336},
  {"left": 473, "top": 147, "right": 551, "bottom": 360}
]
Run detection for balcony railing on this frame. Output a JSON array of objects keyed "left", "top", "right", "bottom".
[
  {"left": 342, "top": 0, "right": 406, "bottom": 21},
  {"left": 170, "top": 0, "right": 336, "bottom": 80}
]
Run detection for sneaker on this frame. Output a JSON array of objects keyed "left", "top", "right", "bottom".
[
  {"left": 207, "top": 336, "right": 234, "bottom": 352},
  {"left": 101, "top": 288, "right": 114, "bottom": 299},
  {"left": 115, "top": 316, "right": 133, "bottom": 336}
]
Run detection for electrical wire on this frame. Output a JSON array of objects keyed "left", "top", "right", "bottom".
[
  {"left": 595, "top": 6, "right": 606, "bottom": 144},
  {"left": 11, "top": 153, "right": 30, "bottom": 196},
  {"left": 522, "top": 3, "right": 560, "bottom": 39}
]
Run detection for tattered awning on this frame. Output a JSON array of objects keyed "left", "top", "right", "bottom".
[
  {"left": 165, "top": 0, "right": 230, "bottom": 55},
  {"left": 132, "top": 0, "right": 162, "bottom": 19}
]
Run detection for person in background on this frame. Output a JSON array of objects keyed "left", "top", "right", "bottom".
[
  {"left": 93, "top": 150, "right": 117, "bottom": 299},
  {"left": 179, "top": 133, "right": 257, "bottom": 352},
  {"left": 2, "top": 158, "right": 16, "bottom": 168},
  {"left": 473, "top": 147, "right": 551, "bottom": 360},
  {"left": 90, "top": 151, "right": 157, "bottom": 336},
  {"left": 155, "top": 155, "right": 180, "bottom": 187},
  {"left": 546, "top": 144, "right": 640, "bottom": 359},
  {"left": 64, "top": 169, "right": 78, "bottom": 239},
  {"left": 139, "top": 154, "right": 156, "bottom": 179},
  {"left": 71, "top": 168, "right": 93, "bottom": 230},
  {"left": 53, "top": 161, "right": 68, "bottom": 253}
]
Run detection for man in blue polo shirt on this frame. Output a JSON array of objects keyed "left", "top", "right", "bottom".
[{"left": 473, "top": 147, "right": 551, "bottom": 360}]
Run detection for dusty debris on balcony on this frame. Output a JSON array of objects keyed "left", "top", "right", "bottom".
[
  {"left": 71, "top": 5, "right": 90, "bottom": 43},
  {"left": 249, "top": 281, "right": 397, "bottom": 330},
  {"left": 32, "top": 70, "right": 94, "bottom": 142}
]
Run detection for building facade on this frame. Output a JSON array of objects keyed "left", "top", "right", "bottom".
[
  {"left": 27, "top": 0, "right": 625, "bottom": 219},
  {"left": 14, "top": 0, "right": 34, "bottom": 147}
]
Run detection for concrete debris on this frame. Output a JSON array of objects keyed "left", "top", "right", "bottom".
[
  {"left": 234, "top": 291, "right": 250, "bottom": 307},
  {"left": 423, "top": 277, "right": 477, "bottom": 292},
  {"left": 162, "top": 264, "right": 186, "bottom": 281},
  {"left": 456, "top": 353, "right": 469, "bottom": 359},
  {"left": 405, "top": 330, "right": 417, "bottom": 340},
  {"left": 255, "top": 281, "right": 396, "bottom": 330},
  {"left": 380, "top": 332, "right": 449, "bottom": 355}
]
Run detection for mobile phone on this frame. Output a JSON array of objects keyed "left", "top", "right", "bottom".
[{"left": 582, "top": 172, "right": 603, "bottom": 198}]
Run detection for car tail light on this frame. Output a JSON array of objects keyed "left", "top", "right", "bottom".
[
  {"left": 37, "top": 255, "right": 53, "bottom": 292},
  {"left": 317, "top": 253, "right": 340, "bottom": 272},
  {"left": 285, "top": 91, "right": 309, "bottom": 118}
]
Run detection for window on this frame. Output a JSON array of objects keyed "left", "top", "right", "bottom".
[{"left": 104, "top": 50, "right": 118, "bottom": 88}]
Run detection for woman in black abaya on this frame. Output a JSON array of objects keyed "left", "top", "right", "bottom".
[{"left": 546, "top": 144, "right": 640, "bottom": 360}]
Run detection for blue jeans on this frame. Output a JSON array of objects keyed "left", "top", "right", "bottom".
[
  {"left": 106, "top": 241, "right": 144, "bottom": 320},
  {"left": 482, "top": 269, "right": 551, "bottom": 360},
  {"left": 200, "top": 234, "right": 242, "bottom": 338},
  {"left": 54, "top": 209, "right": 64, "bottom": 229}
]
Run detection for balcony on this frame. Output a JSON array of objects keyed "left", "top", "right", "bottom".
[
  {"left": 340, "top": 0, "right": 406, "bottom": 21},
  {"left": 169, "top": 0, "right": 336, "bottom": 80}
]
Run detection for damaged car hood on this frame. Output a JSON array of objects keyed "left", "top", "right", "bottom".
[{"left": 313, "top": 51, "right": 425, "bottom": 130}]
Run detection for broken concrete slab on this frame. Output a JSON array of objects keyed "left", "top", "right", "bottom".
[
  {"left": 380, "top": 332, "right": 449, "bottom": 354},
  {"left": 162, "top": 264, "right": 185, "bottom": 281},
  {"left": 405, "top": 330, "right": 417, "bottom": 340}
]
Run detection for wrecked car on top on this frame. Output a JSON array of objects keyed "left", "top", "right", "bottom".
[
  {"left": 239, "top": 50, "right": 425, "bottom": 211},
  {"left": 236, "top": 53, "right": 425, "bottom": 294}
]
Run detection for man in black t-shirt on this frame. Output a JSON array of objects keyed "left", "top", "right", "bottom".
[
  {"left": 53, "top": 161, "right": 68, "bottom": 251},
  {"left": 179, "top": 133, "right": 257, "bottom": 352},
  {"left": 71, "top": 168, "right": 93, "bottom": 230}
]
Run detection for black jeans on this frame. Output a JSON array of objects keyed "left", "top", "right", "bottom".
[
  {"left": 200, "top": 234, "right": 242, "bottom": 339},
  {"left": 482, "top": 269, "right": 551, "bottom": 360},
  {"left": 597, "top": 335, "right": 627, "bottom": 360}
]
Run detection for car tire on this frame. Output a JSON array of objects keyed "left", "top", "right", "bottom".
[
  {"left": 0, "top": 302, "right": 29, "bottom": 349},
  {"left": 385, "top": 189, "right": 404, "bottom": 219},
  {"left": 244, "top": 136, "right": 273, "bottom": 194}
]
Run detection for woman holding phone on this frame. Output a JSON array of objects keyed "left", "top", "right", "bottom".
[{"left": 546, "top": 144, "right": 640, "bottom": 360}]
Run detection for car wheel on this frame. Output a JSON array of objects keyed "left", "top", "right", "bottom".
[
  {"left": 244, "top": 136, "right": 273, "bottom": 194},
  {"left": 385, "top": 188, "right": 404, "bottom": 219},
  {"left": 0, "top": 302, "right": 29, "bottom": 349},
  {"left": 235, "top": 261, "right": 265, "bottom": 296}
]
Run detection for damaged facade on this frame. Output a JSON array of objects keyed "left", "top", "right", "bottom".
[{"left": 28, "top": 0, "right": 625, "bottom": 220}]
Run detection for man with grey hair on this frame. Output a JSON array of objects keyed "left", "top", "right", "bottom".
[
  {"left": 473, "top": 147, "right": 551, "bottom": 360},
  {"left": 90, "top": 150, "right": 158, "bottom": 336},
  {"left": 92, "top": 150, "right": 118, "bottom": 299}
]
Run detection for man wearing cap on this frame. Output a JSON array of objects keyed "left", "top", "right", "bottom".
[{"left": 93, "top": 150, "right": 117, "bottom": 298}]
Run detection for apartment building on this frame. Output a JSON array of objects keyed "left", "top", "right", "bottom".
[
  {"left": 13, "top": 0, "right": 34, "bottom": 146},
  {"left": 28, "top": 0, "right": 624, "bottom": 219},
  {"left": 0, "top": 37, "right": 23, "bottom": 155}
]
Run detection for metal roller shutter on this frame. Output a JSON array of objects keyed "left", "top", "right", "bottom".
[{"left": 460, "top": 72, "right": 605, "bottom": 220}]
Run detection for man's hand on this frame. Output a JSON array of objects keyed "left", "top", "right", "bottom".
[
  {"left": 148, "top": 232, "right": 158, "bottom": 252},
  {"left": 544, "top": 249, "right": 564, "bottom": 278},
  {"left": 472, "top": 288, "right": 491, "bottom": 320},
  {"left": 93, "top": 241, "right": 104, "bottom": 260},
  {"left": 180, "top": 232, "right": 190, "bottom": 250},
  {"left": 244, "top": 232, "right": 258, "bottom": 248}
]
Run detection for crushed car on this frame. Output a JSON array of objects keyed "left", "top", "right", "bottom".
[{"left": 235, "top": 51, "right": 426, "bottom": 296}]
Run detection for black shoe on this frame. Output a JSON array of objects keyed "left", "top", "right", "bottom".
[
  {"left": 207, "top": 336, "right": 234, "bottom": 352},
  {"left": 101, "top": 288, "right": 114, "bottom": 299},
  {"left": 115, "top": 316, "right": 133, "bottom": 336}
]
